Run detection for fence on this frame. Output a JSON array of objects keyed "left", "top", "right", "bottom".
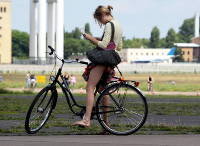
[{"left": 1, "top": 62, "right": 200, "bottom": 73}]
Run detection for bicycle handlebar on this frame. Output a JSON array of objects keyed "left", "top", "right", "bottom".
[
  {"left": 48, "top": 45, "right": 89, "bottom": 65},
  {"left": 48, "top": 46, "right": 55, "bottom": 55},
  {"left": 79, "top": 61, "right": 89, "bottom": 65},
  {"left": 75, "top": 58, "right": 88, "bottom": 65}
]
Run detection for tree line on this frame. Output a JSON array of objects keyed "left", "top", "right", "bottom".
[
  {"left": 123, "top": 17, "right": 196, "bottom": 48},
  {"left": 12, "top": 23, "right": 94, "bottom": 59},
  {"left": 12, "top": 17, "right": 198, "bottom": 60}
]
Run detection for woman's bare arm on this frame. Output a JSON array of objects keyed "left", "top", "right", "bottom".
[{"left": 95, "top": 37, "right": 101, "bottom": 41}]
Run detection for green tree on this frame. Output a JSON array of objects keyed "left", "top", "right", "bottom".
[
  {"left": 123, "top": 38, "right": 149, "bottom": 48},
  {"left": 149, "top": 26, "right": 160, "bottom": 48},
  {"left": 159, "top": 38, "right": 167, "bottom": 48},
  {"left": 131, "top": 38, "right": 149, "bottom": 48},
  {"left": 12, "top": 30, "right": 29, "bottom": 58},
  {"left": 84, "top": 23, "right": 91, "bottom": 35},
  {"left": 72, "top": 27, "right": 81, "bottom": 39},
  {"left": 64, "top": 31, "right": 73, "bottom": 38},
  {"left": 64, "top": 38, "right": 94, "bottom": 58},
  {"left": 178, "top": 18, "right": 194, "bottom": 42},
  {"left": 173, "top": 48, "right": 184, "bottom": 62},
  {"left": 166, "top": 28, "right": 177, "bottom": 48},
  {"left": 123, "top": 39, "right": 134, "bottom": 48}
]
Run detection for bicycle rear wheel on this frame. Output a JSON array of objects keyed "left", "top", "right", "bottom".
[
  {"left": 96, "top": 82, "right": 148, "bottom": 135},
  {"left": 25, "top": 86, "right": 55, "bottom": 134}
]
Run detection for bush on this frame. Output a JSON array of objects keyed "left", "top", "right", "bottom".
[{"left": 0, "top": 88, "right": 11, "bottom": 94}]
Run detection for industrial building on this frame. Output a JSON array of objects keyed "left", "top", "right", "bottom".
[
  {"left": 174, "top": 13, "right": 200, "bottom": 62},
  {"left": 119, "top": 48, "right": 173, "bottom": 64},
  {"left": 0, "top": 0, "right": 11, "bottom": 64}
]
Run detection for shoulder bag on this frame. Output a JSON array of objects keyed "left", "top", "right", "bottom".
[{"left": 86, "top": 22, "right": 121, "bottom": 67}]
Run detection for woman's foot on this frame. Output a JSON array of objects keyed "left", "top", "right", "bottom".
[{"left": 72, "top": 116, "right": 91, "bottom": 127}]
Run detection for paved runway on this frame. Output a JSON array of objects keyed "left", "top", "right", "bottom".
[{"left": 0, "top": 135, "right": 199, "bottom": 146}]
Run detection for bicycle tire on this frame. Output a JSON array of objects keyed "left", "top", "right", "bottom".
[
  {"left": 96, "top": 82, "right": 148, "bottom": 135},
  {"left": 25, "top": 86, "right": 56, "bottom": 134}
]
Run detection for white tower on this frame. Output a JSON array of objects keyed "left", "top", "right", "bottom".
[
  {"left": 29, "top": 0, "right": 38, "bottom": 60},
  {"left": 195, "top": 12, "right": 199, "bottom": 38},
  {"left": 29, "top": 0, "right": 64, "bottom": 62},
  {"left": 47, "top": 0, "right": 56, "bottom": 56},
  {"left": 38, "top": 0, "right": 47, "bottom": 60},
  {"left": 55, "top": 0, "right": 64, "bottom": 58}
]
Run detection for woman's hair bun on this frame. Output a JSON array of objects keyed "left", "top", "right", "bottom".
[{"left": 107, "top": 5, "right": 113, "bottom": 11}]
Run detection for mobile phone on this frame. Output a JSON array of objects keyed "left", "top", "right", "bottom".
[{"left": 80, "top": 28, "right": 85, "bottom": 34}]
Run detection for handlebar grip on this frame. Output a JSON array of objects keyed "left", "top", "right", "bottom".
[
  {"left": 79, "top": 61, "right": 89, "bottom": 65},
  {"left": 48, "top": 46, "right": 55, "bottom": 55}
]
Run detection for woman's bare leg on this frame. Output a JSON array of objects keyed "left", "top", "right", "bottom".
[
  {"left": 98, "top": 86, "right": 109, "bottom": 123},
  {"left": 102, "top": 95, "right": 109, "bottom": 124},
  {"left": 97, "top": 86, "right": 110, "bottom": 134},
  {"left": 84, "top": 65, "right": 106, "bottom": 121},
  {"left": 73, "top": 65, "right": 106, "bottom": 126}
]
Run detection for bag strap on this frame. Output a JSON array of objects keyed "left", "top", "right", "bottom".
[
  {"left": 110, "top": 21, "right": 115, "bottom": 42},
  {"left": 101, "top": 21, "right": 115, "bottom": 42},
  {"left": 116, "top": 66, "right": 123, "bottom": 77}
]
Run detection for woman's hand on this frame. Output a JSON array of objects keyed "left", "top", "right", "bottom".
[
  {"left": 83, "top": 33, "right": 99, "bottom": 45},
  {"left": 95, "top": 37, "right": 101, "bottom": 41},
  {"left": 83, "top": 33, "right": 92, "bottom": 40}
]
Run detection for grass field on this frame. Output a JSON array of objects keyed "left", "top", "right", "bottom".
[
  {"left": 1, "top": 72, "right": 200, "bottom": 92},
  {"left": 0, "top": 94, "right": 200, "bottom": 135},
  {"left": 1, "top": 72, "right": 200, "bottom": 135}
]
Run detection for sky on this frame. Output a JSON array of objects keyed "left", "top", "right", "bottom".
[{"left": 12, "top": 0, "right": 200, "bottom": 39}]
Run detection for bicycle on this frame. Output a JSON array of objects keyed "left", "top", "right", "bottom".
[{"left": 25, "top": 46, "right": 148, "bottom": 135}]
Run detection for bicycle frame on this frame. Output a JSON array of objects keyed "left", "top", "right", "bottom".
[
  {"left": 47, "top": 59, "right": 86, "bottom": 117},
  {"left": 25, "top": 46, "right": 148, "bottom": 135},
  {"left": 46, "top": 46, "right": 141, "bottom": 118}
]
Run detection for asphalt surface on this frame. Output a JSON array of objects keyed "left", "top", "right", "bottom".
[{"left": 0, "top": 135, "right": 199, "bottom": 146}]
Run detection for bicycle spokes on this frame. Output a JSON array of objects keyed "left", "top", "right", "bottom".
[
  {"left": 27, "top": 88, "right": 53, "bottom": 132},
  {"left": 96, "top": 83, "right": 148, "bottom": 135}
]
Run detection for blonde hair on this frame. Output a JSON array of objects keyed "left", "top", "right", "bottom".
[{"left": 93, "top": 5, "right": 113, "bottom": 26}]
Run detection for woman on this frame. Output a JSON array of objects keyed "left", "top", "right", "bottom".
[
  {"left": 70, "top": 74, "right": 76, "bottom": 87},
  {"left": 73, "top": 5, "right": 123, "bottom": 127}
]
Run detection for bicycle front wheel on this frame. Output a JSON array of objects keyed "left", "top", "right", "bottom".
[
  {"left": 96, "top": 83, "right": 148, "bottom": 135},
  {"left": 25, "top": 86, "right": 55, "bottom": 134}
]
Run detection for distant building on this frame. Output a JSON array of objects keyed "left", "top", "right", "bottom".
[
  {"left": 192, "top": 36, "right": 200, "bottom": 44},
  {"left": 0, "top": 0, "right": 11, "bottom": 64},
  {"left": 119, "top": 48, "right": 173, "bottom": 64},
  {"left": 174, "top": 43, "right": 200, "bottom": 62},
  {"left": 174, "top": 13, "right": 200, "bottom": 62},
  {"left": 174, "top": 32, "right": 200, "bottom": 63}
]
